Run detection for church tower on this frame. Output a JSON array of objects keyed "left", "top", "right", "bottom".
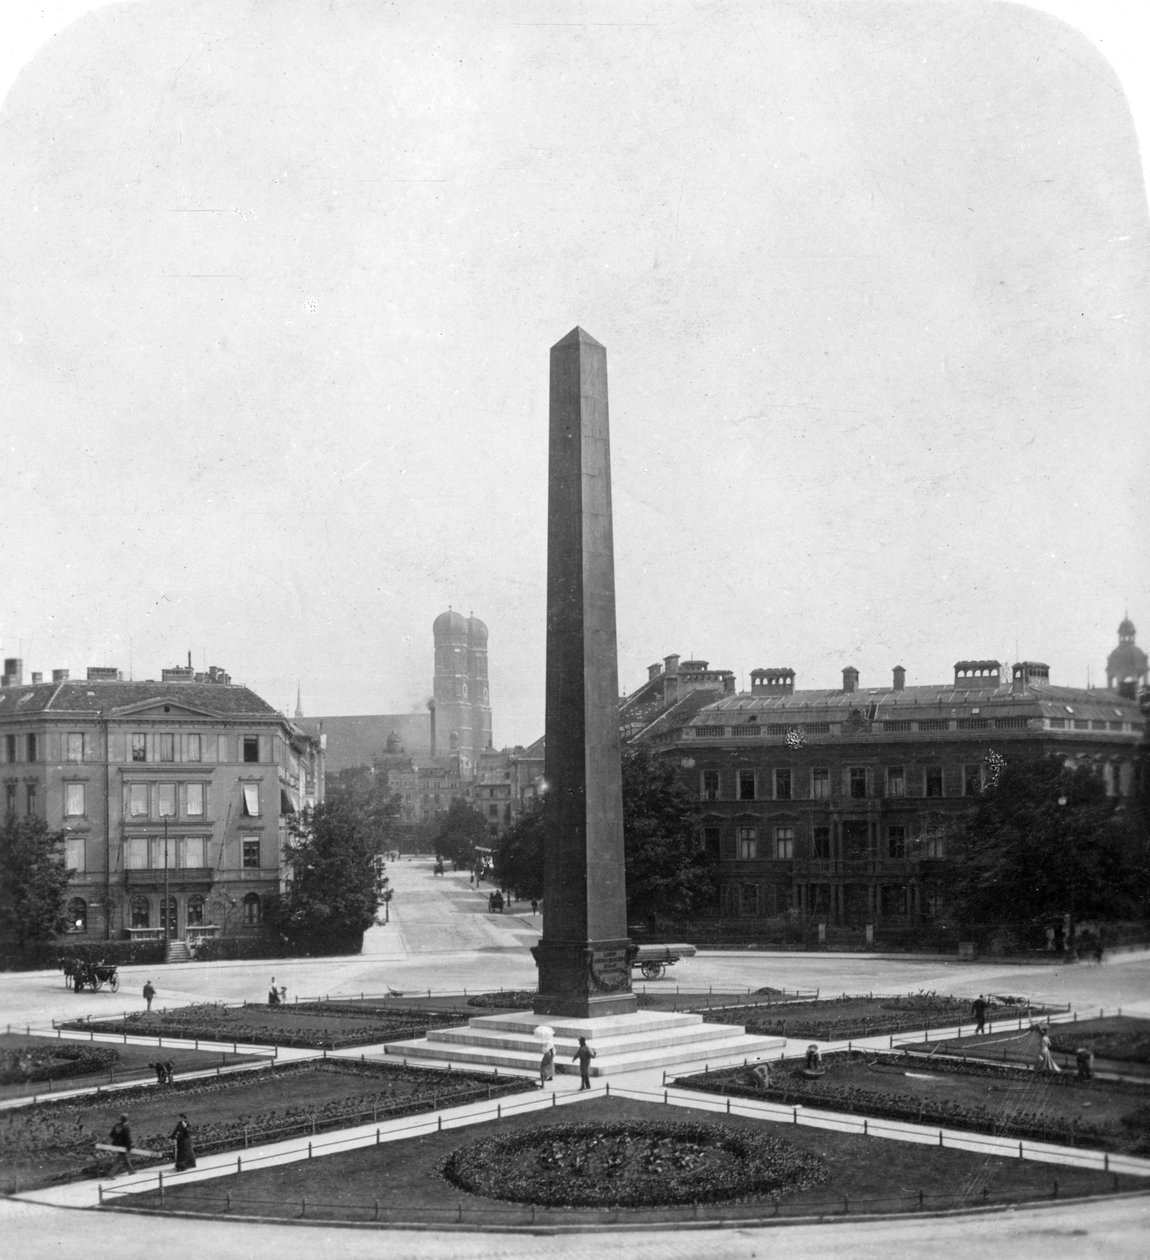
[{"left": 432, "top": 609, "right": 492, "bottom": 776}]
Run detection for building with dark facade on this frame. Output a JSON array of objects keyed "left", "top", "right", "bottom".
[
  {"left": 628, "top": 653, "right": 1144, "bottom": 945},
  {"left": 0, "top": 658, "right": 323, "bottom": 952}
]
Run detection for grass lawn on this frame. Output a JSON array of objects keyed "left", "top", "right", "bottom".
[
  {"left": 0, "top": 1033, "right": 262, "bottom": 1103},
  {"left": 124, "top": 1095, "right": 1142, "bottom": 1227},
  {"left": 60, "top": 1002, "right": 465, "bottom": 1050},
  {"left": 0, "top": 1059, "right": 530, "bottom": 1192},
  {"left": 906, "top": 1017, "right": 1150, "bottom": 1071}
]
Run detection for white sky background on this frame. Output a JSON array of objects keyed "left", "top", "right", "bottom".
[{"left": 1, "top": 0, "right": 1147, "bottom": 747}]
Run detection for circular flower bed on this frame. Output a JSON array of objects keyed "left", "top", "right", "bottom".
[{"left": 441, "top": 1119, "right": 826, "bottom": 1207}]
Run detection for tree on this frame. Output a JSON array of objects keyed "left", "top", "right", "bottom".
[
  {"left": 945, "top": 754, "right": 1144, "bottom": 948},
  {"left": 494, "top": 801, "right": 545, "bottom": 899},
  {"left": 432, "top": 798, "right": 488, "bottom": 868},
  {"left": 0, "top": 815, "right": 72, "bottom": 947},
  {"left": 493, "top": 745, "right": 715, "bottom": 925},
  {"left": 621, "top": 744, "right": 713, "bottom": 926},
  {"left": 268, "top": 801, "right": 381, "bottom": 954},
  {"left": 323, "top": 765, "right": 402, "bottom": 855}
]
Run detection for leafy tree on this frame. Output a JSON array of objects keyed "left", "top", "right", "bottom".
[
  {"left": 494, "top": 801, "right": 545, "bottom": 899},
  {"left": 268, "top": 801, "right": 381, "bottom": 953},
  {"left": 0, "top": 815, "right": 72, "bottom": 947},
  {"left": 493, "top": 745, "right": 715, "bottom": 924},
  {"left": 432, "top": 798, "right": 488, "bottom": 868},
  {"left": 945, "top": 754, "right": 1144, "bottom": 948},
  {"left": 322, "top": 764, "right": 402, "bottom": 855},
  {"left": 622, "top": 744, "right": 713, "bottom": 926}
]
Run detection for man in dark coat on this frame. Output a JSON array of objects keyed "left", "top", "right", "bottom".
[
  {"left": 109, "top": 1114, "right": 134, "bottom": 1175},
  {"left": 171, "top": 1113, "right": 196, "bottom": 1170},
  {"left": 572, "top": 1036, "right": 596, "bottom": 1090}
]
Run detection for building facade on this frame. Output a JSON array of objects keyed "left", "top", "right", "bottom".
[
  {"left": 629, "top": 655, "right": 1144, "bottom": 943},
  {"left": 0, "top": 659, "right": 323, "bottom": 947}
]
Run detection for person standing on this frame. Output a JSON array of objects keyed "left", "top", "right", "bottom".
[
  {"left": 143, "top": 980, "right": 156, "bottom": 1012},
  {"left": 171, "top": 1113, "right": 196, "bottom": 1170},
  {"left": 972, "top": 994, "right": 988, "bottom": 1034},
  {"left": 539, "top": 1040, "right": 555, "bottom": 1088},
  {"left": 268, "top": 978, "right": 280, "bottom": 1005},
  {"left": 109, "top": 1114, "right": 134, "bottom": 1175},
  {"left": 573, "top": 1036, "right": 596, "bottom": 1090}
]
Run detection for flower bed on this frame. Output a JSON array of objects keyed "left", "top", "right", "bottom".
[
  {"left": 677, "top": 1051, "right": 1150, "bottom": 1153},
  {"left": 58, "top": 1001, "right": 463, "bottom": 1050},
  {"left": 441, "top": 1118, "right": 827, "bottom": 1207},
  {"left": 0, "top": 1042, "right": 119, "bottom": 1086},
  {"left": 1047, "top": 1017, "right": 1150, "bottom": 1065}
]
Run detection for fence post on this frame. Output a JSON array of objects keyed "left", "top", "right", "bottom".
[
  {"left": 918, "top": 1189, "right": 924, "bottom": 1210},
  {"left": 1018, "top": 1142, "right": 1023, "bottom": 1159},
  {"left": 1052, "top": 1178, "right": 1059, "bottom": 1199},
  {"left": 237, "top": 1156, "right": 242, "bottom": 1174},
  {"left": 938, "top": 1130, "right": 943, "bottom": 1148},
  {"left": 665, "top": 1090, "right": 669, "bottom": 1105},
  {"left": 726, "top": 1098, "right": 730, "bottom": 1114},
  {"left": 438, "top": 1114, "right": 443, "bottom": 1131},
  {"left": 793, "top": 1108, "right": 798, "bottom": 1124},
  {"left": 863, "top": 1119, "right": 867, "bottom": 1136},
  {"left": 226, "top": 1192, "right": 232, "bottom": 1212},
  {"left": 376, "top": 1128, "right": 381, "bottom": 1144},
  {"left": 457, "top": 1202, "right": 463, "bottom": 1222},
  {"left": 301, "top": 1198, "right": 306, "bottom": 1218},
  {"left": 374, "top": 1198, "right": 379, "bottom": 1221},
  {"left": 497, "top": 1104, "right": 502, "bottom": 1119},
  {"left": 843, "top": 1194, "right": 849, "bottom": 1214},
  {"left": 158, "top": 1171, "right": 164, "bottom": 1207},
  {"left": 308, "top": 1142, "right": 313, "bottom": 1160}
]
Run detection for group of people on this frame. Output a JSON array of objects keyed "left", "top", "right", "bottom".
[
  {"left": 268, "top": 978, "right": 288, "bottom": 1005},
  {"left": 61, "top": 957, "right": 109, "bottom": 991},
  {"left": 106, "top": 1111, "right": 196, "bottom": 1176},
  {"left": 148, "top": 1059, "right": 176, "bottom": 1085},
  {"left": 538, "top": 1035, "right": 597, "bottom": 1090}
]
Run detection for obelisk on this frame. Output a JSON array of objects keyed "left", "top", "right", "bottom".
[{"left": 531, "top": 328, "right": 638, "bottom": 1018}]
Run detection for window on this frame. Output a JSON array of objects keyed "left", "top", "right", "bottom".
[
  {"left": 242, "top": 783, "right": 260, "bottom": 816},
  {"left": 64, "top": 782, "right": 85, "bottom": 817},
  {"left": 696, "top": 725, "right": 725, "bottom": 738},
  {"left": 811, "top": 826, "right": 831, "bottom": 860},
  {"left": 181, "top": 837, "right": 206, "bottom": 868},
  {"left": 774, "top": 827, "right": 794, "bottom": 859},
  {"left": 886, "top": 766, "right": 905, "bottom": 798},
  {"left": 243, "top": 736, "right": 260, "bottom": 763},
  {"left": 702, "top": 826, "right": 721, "bottom": 859},
  {"left": 130, "top": 897, "right": 150, "bottom": 928},
  {"left": 737, "top": 827, "right": 758, "bottom": 860},
  {"left": 917, "top": 719, "right": 950, "bottom": 732},
  {"left": 701, "top": 770, "right": 720, "bottom": 801},
  {"left": 159, "top": 733, "right": 175, "bottom": 762},
  {"left": 186, "top": 894, "right": 205, "bottom": 927},
  {"left": 739, "top": 883, "right": 759, "bottom": 915},
  {"left": 4, "top": 783, "right": 14, "bottom": 814},
  {"left": 888, "top": 826, "right": 906, "bottom": 859},
  {"left": 66, "top": 896, "right": 87, "bottom": 932},
  {"left": 843, "top": 820, "right": 868, "bottom": 859},
  {"left": 128, "top": 783, "right": 149, "bottom": 817},
  {"left": 66, "top": 732, "right": 86, "bottom": 762},
  {"left": 738, "top": 770, "right": 756, "bottom": 801},
  {"left": 242, "top": 892, "right": 261, "bottom": 924},
  {"left": 774, "top": 768, "right": 792, "bottom": 800},
  {"left": 65, "top": 836, "right": 85, "bottom": 871},
  {"left": 924, "top": 833, "right": 947, "bottom": 859},
  {"left": 26, "top": 734, "right": 38, "bottom": 762},
  {"left": 881, "top": 885, "right": 908, "bottom": 917},
  {"left": 242, "top": 837, "right": 261, "bottom": 868},
  {"left": 883, "top": 720, "right": 911, "bottom": 733},
  {"left": 124, "top": 838, "right": 148, "bottom": 869},
  {"left": 132, "top": 733, "right": 147, "bottom": 762},
  {"left": 25, "top": 783, "right": 37, "bottom": 814},
  {"left": 157, "top": 783, "right": 177, "bottom": 817},
  {"left": 186, "top": 734, "right": 202, "bottom": 762},
  {"left": 4, "top": 734, "right": 14, "bottom": 763},
  {"left": 186, "top": 782, "right": 205, "bottom": 817},
  {"left": 849, "top": 767, "right": 868, "bottom": 798},
  {"left": 925, "top": 766, "right": 944, "bottom": 798},
  {"left": 149, "top": 836, "right": 173, "bottom": 869},
  {"left": 963, "top": 765, "right": 982, "bottom": 797},
  {"left": 811, "top": 768, "right": 829, "bottom": 799}
]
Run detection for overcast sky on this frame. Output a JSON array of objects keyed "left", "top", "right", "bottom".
[{"left": 1, "top": 1, "right": 1147, "bottom": 747}]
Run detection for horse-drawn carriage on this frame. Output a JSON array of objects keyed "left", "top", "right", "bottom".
[
  {"left": 487, "top": 890, "right": 504, "bottom": 913},
  {"left": 65, "top": 959, "right": 120, "bottom": 992},
  {"left": 630, "top": 942, "right": 696, "bottom": 979}
]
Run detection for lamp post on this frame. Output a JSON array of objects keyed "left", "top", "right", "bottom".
[{"left": 159, "top": 804, "right": 176, "bottom": 959}]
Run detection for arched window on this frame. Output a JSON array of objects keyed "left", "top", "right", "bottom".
[
  {"left": 186, "top": 894, "right": 205, "bottom": 927},
  {"left": 130, "top": 897, "right": 150, "bottom": 928},
  {"left": 66, "top": 897, "right": 87, "bottom": 932},
  {"left": 242, "top": 892, "right": 261, "bottom": 925}
]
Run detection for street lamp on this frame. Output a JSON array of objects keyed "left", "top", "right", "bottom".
[{"left": 159, "top": 803, "right": 176, "bottom": 959}]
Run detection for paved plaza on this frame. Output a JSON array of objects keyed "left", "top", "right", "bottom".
[{"left": 2, "top": 855, "right": 1149, "bottom": 1258}]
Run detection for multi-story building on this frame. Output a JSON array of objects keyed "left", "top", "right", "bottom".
[
  {"left": 629, "top": 654, "right": 1144, "bottom": 944},
  {"left": 0, "top": 658, "right": 323, "bottom": 949}
]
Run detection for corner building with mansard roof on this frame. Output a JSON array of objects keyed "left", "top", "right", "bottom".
[{"left": 626, "top": 654, "right": 1144, "bottom": 947}]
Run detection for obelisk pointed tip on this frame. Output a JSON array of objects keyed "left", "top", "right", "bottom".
[{"left": 552, "top": 326, "right": 604, "bottom": 350}]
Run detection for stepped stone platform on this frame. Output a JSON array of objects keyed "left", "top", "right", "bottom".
[{"left": 382, "top": 1009, "right": 785, "bottom": 1076}]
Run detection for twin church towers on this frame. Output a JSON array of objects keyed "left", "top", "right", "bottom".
[{"left": 431, "top": 608, "right": 493, "bottom": 776}]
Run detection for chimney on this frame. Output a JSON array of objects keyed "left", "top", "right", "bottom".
[
  {"left": 842, "top": 666, "right": 859, "bottom": 693},
  {"left": 31, "top": 672, "right": 43, "bottom": 685},
  {"left": 1011, "top": 661, "right": 1050, "bottom": 693},
  {"left": 892, "top": 665, "right": 905, "bottom": 692},
  {"left": 664, "top": 654, "right": 681, "bottom": 676},
  {"left": 3, "top": 658, "right": 23, "bottom": 687},
  {"left": 751, "top": 668, "right": 795, "bottom": 697},
  {"left": 647, "top": 662, "right": 663, "bottom": 681},
  {"left": 86, "top": 666, "right": 122, "bottom": 681},
  {"left": 52, "top": 669, "right": 69, "bottom": 682}
]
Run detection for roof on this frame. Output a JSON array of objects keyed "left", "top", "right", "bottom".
[{"left": 0, "top": 678, "right": 280, "bottom": 718}]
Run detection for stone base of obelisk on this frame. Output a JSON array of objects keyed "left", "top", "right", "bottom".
[
  {"left": 381, "top": 1010, "right": 785, "bottom": 1078},
  {"left": 530, "top": 938, "right": 638, "bottom": 1018}
]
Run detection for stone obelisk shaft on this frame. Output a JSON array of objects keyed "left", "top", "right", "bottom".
[{"left": 532, "top": 327, "right": 637, "bottom": 1018}]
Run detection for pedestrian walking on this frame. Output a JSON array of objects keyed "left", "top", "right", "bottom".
[
  {"left": 109, "top": 1113, "right": 134, "bottom": 1175},
  {"left": 531, "top": 898, "right": 538, "bottom": 916},
  {"left": 171, "top": 1112, "right": 197, "bottom": 1170},
  {"left": 143, "top": 980, "right": 156, "bottom": 1012},
  {"left": 539, "top": 1041, "right": 555, "bottom": 1088},
  {"left": 1036, "top": 1028, "right": 1061, "bottom": 1074},
  {"left": 972, "top": 994, "right": 988, "bottom": 1034},
  {"left": 573, "top": 1036, "right": 596, "bottom": 1090}
]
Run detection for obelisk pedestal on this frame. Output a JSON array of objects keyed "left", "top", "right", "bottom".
[{"left": 531, "top": 327, "right": 637, "bottom": 1019}]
